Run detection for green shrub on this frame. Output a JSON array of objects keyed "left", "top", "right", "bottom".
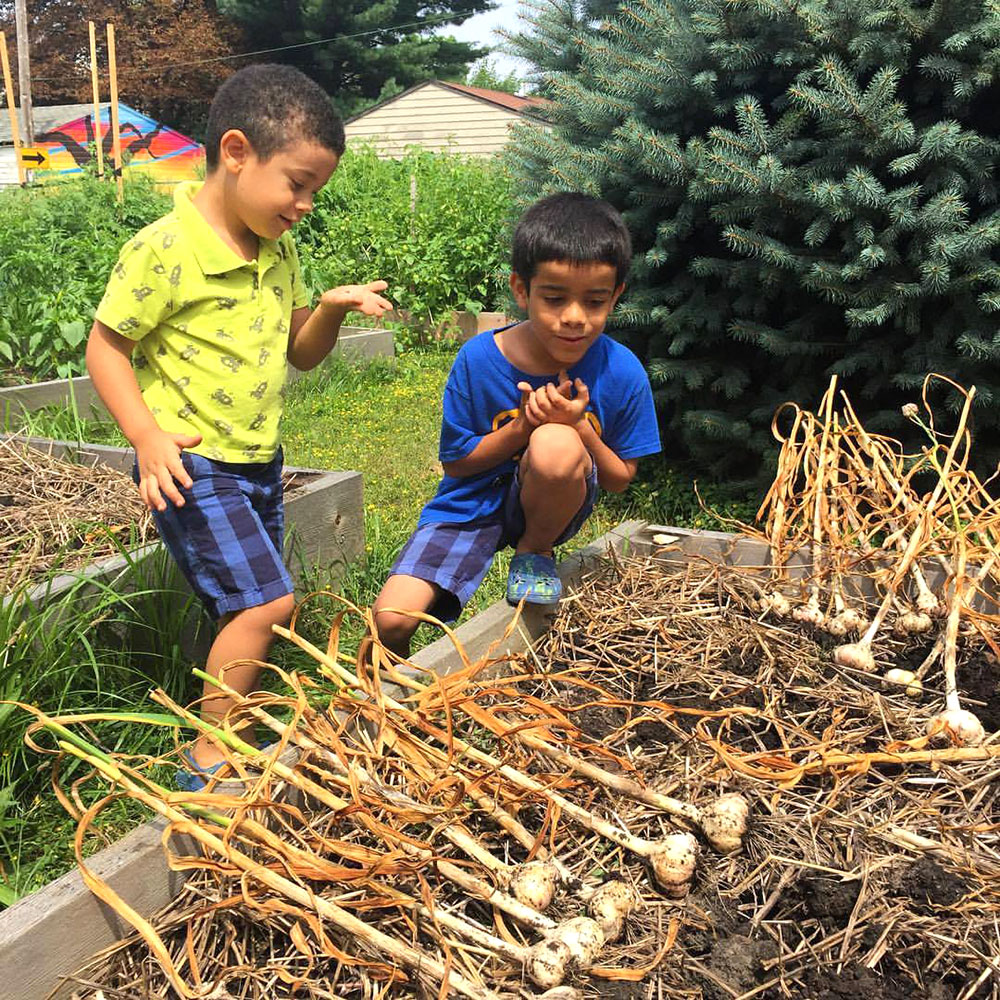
[
  {"left": 0, "top": 175, "right": 169, "bottom": 382},
  {"left": 297, "top": 145, "right": 513, "bottom": 330},
  {"left": 0, "top": 149, "right": 513, "bottom": 381}
]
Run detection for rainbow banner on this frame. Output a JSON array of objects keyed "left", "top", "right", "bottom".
[{"left": 38, "top": 103, "right": 204, "bottom": 186}]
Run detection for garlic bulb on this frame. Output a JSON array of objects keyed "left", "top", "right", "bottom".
[
  {"left": 699, "top": 792, "right": 750, "bottom": 854},
  {"left": 928, "top": 708, "right": 985, "bottom": 747},
  {"left": 883, "top": 668, "right": 922, "bottom": 698},
  {"left": 527, "top": 938, "right": 572, "bottom": 989},
  {"left": 587, "top": 881, "right": 640, "bottom": 941},
  {"left": 792, "top": 600, "right": 825, "bottom": 627},
  {"left": 550, "top": 917, "right": 605, "bottom": 970},
  {"left": 838, "top": 608, "right": 865, "bottom": 632},
  {"left": 916, "top": 590, "right": 942, "bottom": 616},
  {"left": 833, "top": 642, "right": 876, "bottom": 672},
  {"left": 761, "top": 591, "right": 791, "bottom": 617},
  {"left": 509, "top": 860, "right": 559, "bottom": 912},
  {"left": 537, "top": 988, "right": 584, "bottom": 1000},
  {"left": 824, "top": 615, "right": 848, "bottom": 638},
  {"left": 895, "top": 610, "right": 933, "bottom": 636},
  {"left": 647, "top": 831, "right": 698, "bottom": 897}
]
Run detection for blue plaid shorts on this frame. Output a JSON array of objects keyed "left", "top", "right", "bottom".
[
  {"left": 390, "top": 461, "right": 599, "bottom": 622},
  {"left": 135, "top": 448, "right": 293, "bottom": 620}
]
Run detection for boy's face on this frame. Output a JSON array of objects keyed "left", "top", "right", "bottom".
[
  {"left": 510, "top": 260, "right": 624, "bottom": 369},
  {"left": 223, "top": 131, "right": 340, "bottom": 240}
]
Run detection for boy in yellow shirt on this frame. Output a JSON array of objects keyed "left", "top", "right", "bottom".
[{"left": 86, "top": 64, "right": 391, "bottom": 789}]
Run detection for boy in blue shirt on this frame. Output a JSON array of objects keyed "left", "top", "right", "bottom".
[
  {"left": 86, "top": 64, "right": 391, "bottom": 787},
  {"left": 371, "top": 192, "right": 661, "bottom": 658}
]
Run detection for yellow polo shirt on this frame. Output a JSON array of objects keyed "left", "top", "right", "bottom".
[{"left": 96, "top": 182, "right": 310, "bottom": 463}]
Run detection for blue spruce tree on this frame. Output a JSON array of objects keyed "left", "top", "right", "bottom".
[{"left": 507, "top": 0, "right": 1000, "bottom": 481}]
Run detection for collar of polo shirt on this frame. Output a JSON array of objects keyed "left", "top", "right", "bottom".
[{"left": 172, "top": 182, "right": 281, "bottom": 277}]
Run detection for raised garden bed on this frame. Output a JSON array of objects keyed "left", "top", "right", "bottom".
[
  {"left": 2, "top": 519, "right": 997, "bottom": 999},
  {"left": 0, "top": 520, "right": 642, "bottom": 1000},
  {"left": 0, "top": 327, "right": 395, "bottom": 428},
  {"left": 2, "top": 435, "right": 364, "bottom": 618}
]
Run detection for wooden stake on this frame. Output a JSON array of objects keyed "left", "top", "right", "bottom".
[
  {"left": 88, "top": 21, "right": 104, "bottom": 179},
  {"left": 106, "top": 22, "right": 123, "bottom": 201},
  {"left": 0, "top": 31, "right": 25, "bottom": 185}
]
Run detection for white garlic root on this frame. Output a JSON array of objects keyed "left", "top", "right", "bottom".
[
  {"left": 537, "top": 988, "right": 584, "bottom": 1000},
  {"left": 894, "top": 607, "right": 933, "bottom": 636},
  {"left": 527, "top": 939, "right": 574, "bottom": 990},
  {"left": 759, "top": 589, "right": 791, "bottom": 617},
  {"left": 792, "top": 593, "right": 825, "bottom": 627},
  {"left": 647, "top": 831, "right": 699, "bottom": 897},
  {"left": 587, "top": 881, "right": 641, "bottom": 941},
  {"left": 548, "top": 916, "right": 606, "bottom": 969},
  {"left": 833, "top": 640, "right": 877, "bottom": 672},
  {"left": 882, "top": 668, "right": 923, "bottom": 699}
]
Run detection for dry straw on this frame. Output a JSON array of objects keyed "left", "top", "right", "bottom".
[{"left": 14, "top": 375, "right": 1000, "bottom": 998}]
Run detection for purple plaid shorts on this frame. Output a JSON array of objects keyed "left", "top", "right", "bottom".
[
  {"left": 389, "top": 461, "right": 599, "bottom": 622},
  {"left": 134, "top": 448, "right": 293, "bottom": 619}
]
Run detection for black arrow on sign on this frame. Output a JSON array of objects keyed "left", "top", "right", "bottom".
[{"left": 22, "top": 151, "right": 46, "bottom": 165}]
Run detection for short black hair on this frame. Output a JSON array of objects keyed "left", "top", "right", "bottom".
[
  {"left": 511, "top": 192, "right": 632, "bottom": 287},
  {"left": 205, "top": 63, "right": 345, "bottom": 170}
]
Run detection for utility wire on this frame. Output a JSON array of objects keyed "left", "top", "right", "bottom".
[{"left": 31, "top": 10, "right": 487, "bottom": 82}]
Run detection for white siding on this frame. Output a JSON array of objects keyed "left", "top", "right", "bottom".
[
  {"left": 0, "top": 148, "right": 19, "bottom": 186},
  {"left": 345, "top": 83, "right": 545, "bottom": 158}
]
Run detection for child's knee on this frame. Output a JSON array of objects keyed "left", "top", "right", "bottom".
[
  {"left": 525, "top": 423, "right": 588, "bottom": 480},
  {"left": 373, "top": 607, "right": 421, "bottom": 647}
]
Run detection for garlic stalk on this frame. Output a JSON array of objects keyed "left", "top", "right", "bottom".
[{"left": 281, "top": 624, "right": 705, "bottom": 895}]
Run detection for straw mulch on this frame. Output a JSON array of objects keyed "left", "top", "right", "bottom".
[
  {"left": 28, "top": 374, "right": 1000, "bottom": 999},
  {"left": 0, "top": 438, "right": 153, "bottom": 593},
  {"left": 31, "top": 552, "right": 1000, "bottom": 1000},
  {"left": 0, "top": 438, "right": 309, "bottom": 594}
]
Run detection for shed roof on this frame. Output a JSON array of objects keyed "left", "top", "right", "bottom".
[
  {"left": 0, "top": 102, "right": 109, "bottom": 145},
  {"left": 345, "top": 80, "right": 549, "bottom": 124}
]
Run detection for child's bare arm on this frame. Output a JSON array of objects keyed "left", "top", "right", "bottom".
[
  {"left": 287, "top": 281, "right": 392, "bottom": 370},
  {"left": 85, "top": 320, "right": 200, "bottom": 511},
  {"left": 575, "top": 418, "right": 638, "bottom": 492}
]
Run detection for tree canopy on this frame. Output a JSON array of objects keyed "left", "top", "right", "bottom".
[{"left": 0, "top": 0, "right": 495, "bottom": 135}]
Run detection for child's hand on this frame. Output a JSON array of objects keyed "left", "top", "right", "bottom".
[
  {"left": 518, "top": 370, "right": 591, "bottom": 427},
  {"left": 133, "top": 427, "right": 202, "bottom": 512},
  {"left": 319, "top": 280, "right": 393, "bottom": 318}
]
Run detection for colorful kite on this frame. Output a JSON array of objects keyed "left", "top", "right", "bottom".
[{"left": 38, "top": 103, "right": 204, "bottom": 186}]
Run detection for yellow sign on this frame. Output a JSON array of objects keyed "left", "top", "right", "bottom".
[{"left": 18, "top": 146, "right": 50, "bottom": 168}]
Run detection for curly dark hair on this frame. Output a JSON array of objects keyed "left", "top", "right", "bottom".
[{"left": 205, "top": 63, "right": 345, "bottom": 169}]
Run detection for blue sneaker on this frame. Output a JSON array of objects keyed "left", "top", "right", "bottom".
[
  {"left": 507, "top": 553, "right": 562, "bottom": 606},
  {"left": 176, "top": 749, "right": 229, "bottom": 792}
]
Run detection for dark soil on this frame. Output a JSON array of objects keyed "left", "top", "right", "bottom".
[
  {"left": 961, "top": 652, "right": 1000, "bottom": 730},
  {"left": 890, "top": 857, "right": 967, "bottom": 908},
  {"left": 764, "top": 964, "right": 942, "bottom": 1000},
  {"left": 798, "top": 874, "right": 862, "bottom": 926}
]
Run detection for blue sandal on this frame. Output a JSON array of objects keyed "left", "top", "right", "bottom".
[
  {"left": 507, "top": 553, "right": 563, "bottom": 606},
  {"left": 176, "top": 749, "right": 229, "bottom": 792}
]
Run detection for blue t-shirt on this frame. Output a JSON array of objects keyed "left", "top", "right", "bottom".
[{"left": 418, "top": 328, "right": 661, "bottom": 526}]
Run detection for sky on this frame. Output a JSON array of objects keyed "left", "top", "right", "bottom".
[{"left": 437, "top": 0, "right": 531, "bottom": 81}]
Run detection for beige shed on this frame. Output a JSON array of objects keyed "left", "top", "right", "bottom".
[{"left": 343, "top": 80, "right": 549, "bottom": 157}]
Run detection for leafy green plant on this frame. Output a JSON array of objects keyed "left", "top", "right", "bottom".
[
  {"left": 297, "top": 145, "right": 513, "bottom": 333},
  {"left": 0, "top": 173, "right": 169, "bottom": 382}
]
